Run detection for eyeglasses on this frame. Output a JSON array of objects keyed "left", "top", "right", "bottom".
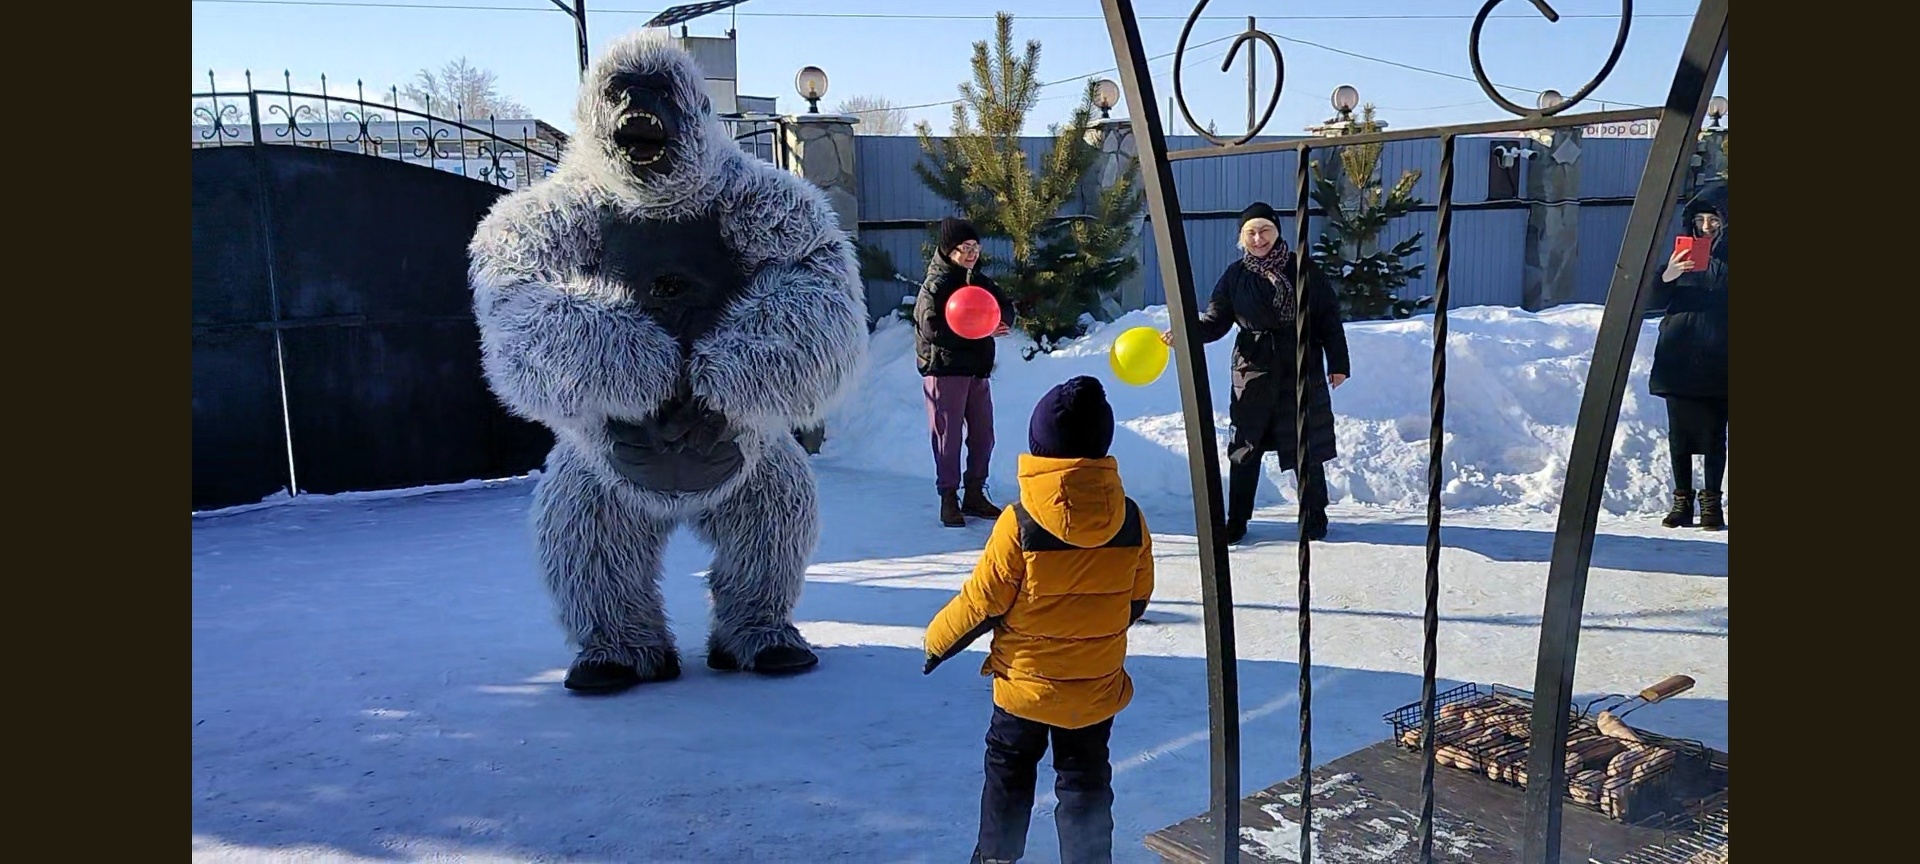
[{"left": 955, "top": 243, "right": 981, "bottom": 254}]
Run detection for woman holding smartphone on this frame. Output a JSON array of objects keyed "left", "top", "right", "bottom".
[{"left": 1650, "top": 183, "right": 1729, "bottom": 530}]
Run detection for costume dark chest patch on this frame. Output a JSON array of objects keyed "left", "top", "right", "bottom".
[
  {"left": 593, "top": 212, "right": 752, "bottom": 495},
  {"left": 594, "top": 213, "right": 750, "bottom": 356}
]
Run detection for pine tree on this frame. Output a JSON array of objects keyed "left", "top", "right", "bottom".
[
  {"left": 1309, "top": 104, "right": 1430, "bottom": 320},
  {"left": 912, "top": 11, "right": 1144, "bottom": 349}
]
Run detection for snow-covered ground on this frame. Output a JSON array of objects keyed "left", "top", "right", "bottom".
[{"left": 192, "top": 305, "right": 1728, "bottom": 863}]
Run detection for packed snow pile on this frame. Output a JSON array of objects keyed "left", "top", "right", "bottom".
[{"left": 823, "top": 304, "right": 1724, "bottom": 517}]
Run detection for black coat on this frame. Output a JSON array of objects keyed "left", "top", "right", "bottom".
[
  {"left": 1648, "top": 189, "right": 1728, "bottom": 399},
  {"left": 1195, "top": 252, "right": 1352, "bottom": 466},
  {"left": 913, "top": 256, "right": 1016, "bottom": 378}
]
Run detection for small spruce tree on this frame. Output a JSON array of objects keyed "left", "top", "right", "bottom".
[
  {"left": 1309, "top": 104, "right": 1431, "bottom": 320},
  {"left": 911, "top": 11, "right": 1145, "bottom": 351}
]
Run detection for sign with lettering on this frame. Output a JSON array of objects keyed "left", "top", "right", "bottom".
[{"left": 1583, "top": 118, "right": 1659, "bottom": 138}]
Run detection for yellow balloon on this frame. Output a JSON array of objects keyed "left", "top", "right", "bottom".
[{"left": 1109, "top": 326, "right": 1171, "bottom": 386}]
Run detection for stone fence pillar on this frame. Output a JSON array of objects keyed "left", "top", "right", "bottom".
[
  {"left": 781, "top": 113, "right": 861, "bottom": 454},
  {"left": 1522, "top": 126, "right": 1583, "bottom": 311},
  {"left": 783, "top": 114, "right": 861, "bottom": 240},
  {"left": 1087, "top": 117, "right": 1148, "bottom": 314}
]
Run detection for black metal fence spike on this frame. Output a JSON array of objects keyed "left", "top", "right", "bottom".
[{"left": 193, "top": 66, "right": 557, "bottom": 189}]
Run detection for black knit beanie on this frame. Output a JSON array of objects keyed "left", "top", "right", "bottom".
[
  {"left": 1028, "top": 376, "right": 1116, "bottom": 460},
  {"left": 937, "top": 217, "right": 981, "bottom": 258},
  {"left": 1238, "top": 201, "right": 1279, "bottom": 232}
]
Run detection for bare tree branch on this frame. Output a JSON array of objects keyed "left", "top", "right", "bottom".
[
  {"left": 835, "top": 94, "right": 908, "bottom": 136},
  {"left": 400, "top": 57, "right": 530, "bottom": 119}
]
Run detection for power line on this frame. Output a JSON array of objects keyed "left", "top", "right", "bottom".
[
  {"left": 195, "top": 0, "right": 1659, "bottom": 113},
  {"left": 191, "top": 0, "right": 1694, "bottom": 21},
  {"left": 844, "top": 32, "right": 1241, "bottom": 117}
]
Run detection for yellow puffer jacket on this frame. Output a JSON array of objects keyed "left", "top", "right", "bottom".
[{"left": 924, "top": 454, "right": 1155, "bottom": 730}]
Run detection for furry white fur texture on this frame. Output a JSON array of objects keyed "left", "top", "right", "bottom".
[{"left": 467, "top": 31, "right": 867, "bottom": 675}]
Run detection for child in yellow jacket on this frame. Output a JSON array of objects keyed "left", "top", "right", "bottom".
[{"left": 923, "top": 375, "right": 1155, "bottom": 864}]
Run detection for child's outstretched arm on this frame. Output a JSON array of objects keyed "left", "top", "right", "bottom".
[
  {"left": 1129, "top": 512, "right": 1155, "bottom": 624},
  {"left": 923, "top": 509, "right": 1026, "bottom": 674}
]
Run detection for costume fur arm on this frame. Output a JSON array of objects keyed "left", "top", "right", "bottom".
[
  {"left": 693, "top": 165, "right": 869, "bottom": 433},
  {"left": 468, "top": 187, "right": 682, "bottom": 431}
]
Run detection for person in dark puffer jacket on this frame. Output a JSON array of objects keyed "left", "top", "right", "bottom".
[
  {"left": 1649, "top": 182, "right": 1730, "bottom": 530},
  {"left": 1160, "top": 202, "right": 1351, "bottom": 545},
  {"left": 924, "top": 376, "right": 1154, "bottom": 864},
  {"left": 914, "top": 217, "right": 1017, "bottom": 528}
]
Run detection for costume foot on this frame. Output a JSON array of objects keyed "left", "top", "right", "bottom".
[
  {"left": 707, "top": 643, "right": 820, "bottom": 675},
  {"left": 563, "top": 650, "right": 680, "bottom": 694}
]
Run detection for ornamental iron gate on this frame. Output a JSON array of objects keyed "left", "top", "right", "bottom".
[{"left": 1094, "top": 1, "right": 1728, "bottom": 861}]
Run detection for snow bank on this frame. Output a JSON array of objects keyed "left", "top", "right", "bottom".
[
  {"left": 191, "top": 473, "right": 539, "bottom": 519},
  {"left": 821, "top": 304, "right": 1726, "bottom": 517}
]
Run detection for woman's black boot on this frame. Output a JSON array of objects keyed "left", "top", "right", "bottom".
[
  {"left": 1660, "top": 490, "right": 1694, "bottom": 528},
  {"left": 1697, "top": 491, "right": 1724, "bottom": 530}
]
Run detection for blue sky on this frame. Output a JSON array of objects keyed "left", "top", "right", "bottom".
[{"left": 191, "top": 0, "right": 1728, "bottom": 137}]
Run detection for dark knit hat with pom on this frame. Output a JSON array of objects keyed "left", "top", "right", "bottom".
[{"left": 1029, "top": 376, "right": 1116, "bottom": 460}]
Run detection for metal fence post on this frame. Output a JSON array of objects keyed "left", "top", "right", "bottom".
[{"left": 1520, "top": 1, "right": 1729, "bottom": 860}]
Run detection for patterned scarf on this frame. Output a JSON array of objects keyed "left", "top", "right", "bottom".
[{"left": 1242, "top": 240, "right": 1297, "bottom": 321}]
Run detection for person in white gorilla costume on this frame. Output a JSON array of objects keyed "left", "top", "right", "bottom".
[{"left": 467, "top": 31, "right": 867, "bottom": 693}]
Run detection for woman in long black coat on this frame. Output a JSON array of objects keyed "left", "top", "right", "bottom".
[
  {"left": 1163, "top": 202, "right": 1351, "bottom": 544},
  {"left": 1649, "top": 183, "right": 1729, "bottom": 530}
]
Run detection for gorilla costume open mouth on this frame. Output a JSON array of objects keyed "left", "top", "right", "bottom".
[{"left": 613, "top": 111, "right": 670, "bottom": 170}]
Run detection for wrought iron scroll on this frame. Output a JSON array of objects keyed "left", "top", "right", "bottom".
[
  {"left": 1172, "top": 0, "right": 1284, "bottom": 146},
  {"left": 1099, "top": 0, "right": 1726, "bottom": 863},
  {"left": 1469, "top": 0, "right": 1634, "bottom": 117},
  {"left": 268, "top": 72, "right": 319, "bottom": 142}
]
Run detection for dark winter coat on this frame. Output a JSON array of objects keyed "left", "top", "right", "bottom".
[
  {"left": 1648, "top": 187, "right": 1728, "bottom": 399},
  {"left": 913, "top": 256, "right": 1016, "bottom": 379},
  {"left": 1195, "top": 252, "right": 1352, "bottom": 466}
]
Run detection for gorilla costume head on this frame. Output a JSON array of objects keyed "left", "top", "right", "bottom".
[{"left": 569, "top": 32, "right": 731, "bottom": 204}]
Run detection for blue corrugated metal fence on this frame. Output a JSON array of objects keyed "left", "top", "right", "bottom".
[{"left": 853, "top": 134, "right": 1658, "bottom": 320}]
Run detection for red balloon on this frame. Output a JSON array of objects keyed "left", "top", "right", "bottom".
[{"left": 945, "top": 285, "right": 1002, "bottom": 340}]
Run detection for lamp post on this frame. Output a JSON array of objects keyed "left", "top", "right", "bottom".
[
  {"left": 1331, "top": 84, "right": 1360, "bottom": 124},
  {"left": 1092, "top": 78, "right": 1121, "bottom": 119},
  {"left": 548, "top": 0, "right": 588, "bottom": 78},
  {"left": 794, "top": 65, "right": 828, "bottom": 114},
  {"left": 1306, "top": 85, "right": 1363, "bottom": 137},
  {"left": 1706, "top": 95, "right": 1728, "bottom": 129}
]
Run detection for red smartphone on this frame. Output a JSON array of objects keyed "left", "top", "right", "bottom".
[{"left": 1673, "top": 235, "right": 1711, "bottom": 270}]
